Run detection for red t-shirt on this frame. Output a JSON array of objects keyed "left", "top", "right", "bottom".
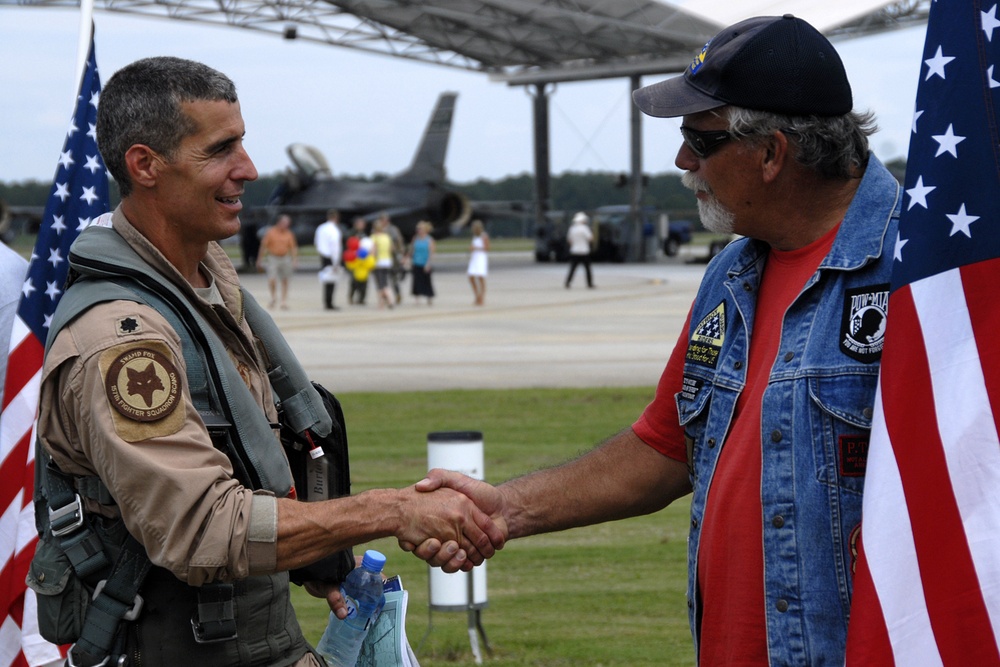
[{"left": 633, "top": 225, "right": 839, "bottom": 664}]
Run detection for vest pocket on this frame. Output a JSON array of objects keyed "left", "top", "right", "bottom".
[
  {"left": 676, "top": 379, "right": 713, "bottom": 478},
  {"left": 26, "top": 536, "right": 91, "bottom": 644},
  {"left": 808, "top": 373, "right": 878, "bottom": 494}
]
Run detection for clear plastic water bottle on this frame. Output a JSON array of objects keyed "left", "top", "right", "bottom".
[{"left": 316, "top": 550, "right": 387, "bottom": 667}]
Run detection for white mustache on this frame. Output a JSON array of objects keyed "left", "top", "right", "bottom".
[{"left": 681, "top": 171, "right": 712, "bottom": 196}]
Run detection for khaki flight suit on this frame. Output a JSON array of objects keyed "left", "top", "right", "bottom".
[{"left": 38, "top": 209, "right": 322, "bottom": 667}]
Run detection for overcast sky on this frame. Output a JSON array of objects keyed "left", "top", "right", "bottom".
[{"left": 1, "top": 8, "right": 927, "bottom": 185}]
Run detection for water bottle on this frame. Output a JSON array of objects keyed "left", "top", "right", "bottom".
[{"left": 316, "top": 550, "right": 387, "bottom": 667}]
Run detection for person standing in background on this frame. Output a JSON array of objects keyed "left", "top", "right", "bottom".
[
  {"left": 386, "top": 216, "right": 406, "bottom": 305},
  {"left": 407, "top": 221, "right": 436, "bottom": 306},
  {"left": 371, "top": 214, "right": 395, "bottom": 310},
  {"left": 467, "top": 219, "right": 489, "bottom": 306},
  {"left": 258, "top": 214, "right": 298, "bottom": 309},
  {"left": 564, "top": 211, "right": 595, "bottom": 289},
  {"left": 315, "top": 209, "right": 343, "bottom": 310}
]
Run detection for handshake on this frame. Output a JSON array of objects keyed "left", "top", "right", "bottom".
[{"left": 397, "top": 469, "right": 510, "bottom": 573}]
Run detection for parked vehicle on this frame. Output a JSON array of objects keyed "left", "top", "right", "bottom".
[{"left": 534, "top": 205, "right": 692, "bottom": 262}]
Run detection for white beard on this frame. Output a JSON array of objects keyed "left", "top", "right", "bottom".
[{"left": 682, "top": 172, "right": 735, "bottom": 235}]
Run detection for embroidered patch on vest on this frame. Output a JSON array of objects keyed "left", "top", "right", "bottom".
[
  {"left": 840, "top": 435, "right": 869, "bottom": 477},
  {"left": 116, "top": 315, "right": 142, "bottom": 337},
  {"left": 686, "top": 302, "right": 726, "bottom": 368},
  {"left": 849, "top": 523, "right": 862, "bottom": 575},
  {"left": 840, "top": 284, "right": 889, "bottom": 363},
  {"left": 105, "top": 346, "right": 181, "bottom": 422},
  {"left": 680, "top": 375, "right": 703, "bottom": 401}
]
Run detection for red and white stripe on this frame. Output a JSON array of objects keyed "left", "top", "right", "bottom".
[
  {"left": 847, "top": 258, "right": 1000, "bottom": 665},
  {"left": 0, "top": 316, "right": 62, "bottom": 667}
]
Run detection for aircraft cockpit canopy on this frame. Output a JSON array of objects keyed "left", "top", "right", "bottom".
[{"left": 286, "top": 143, "right": 332, "bottom": 180}]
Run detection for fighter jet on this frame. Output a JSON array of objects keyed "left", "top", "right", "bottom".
[{"left": 253, "top": 91, "right": 485, "bottom": 244}]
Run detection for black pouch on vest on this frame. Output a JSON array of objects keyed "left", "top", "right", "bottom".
[{"left": 279, "top": 382, "right": 354, "bottom": 585}]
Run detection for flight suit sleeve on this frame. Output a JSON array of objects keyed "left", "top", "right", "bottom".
[{"left": 38, "top": 300, "right": 279, "bottom": 586}]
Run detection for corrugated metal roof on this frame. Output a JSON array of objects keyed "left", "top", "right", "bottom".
[{"left": 4, "top": 0, "right": 929, "bottom": 83}]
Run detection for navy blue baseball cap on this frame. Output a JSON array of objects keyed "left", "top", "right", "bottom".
[{"left": 633, "top": 15, "right": 853, "bottom": 118}]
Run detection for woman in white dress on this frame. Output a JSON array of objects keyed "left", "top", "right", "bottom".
[{"left": 466, "top": 219, "right": 490, "bottom": 306}]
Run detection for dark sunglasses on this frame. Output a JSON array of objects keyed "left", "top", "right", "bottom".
[{"left": 680, "top": 126, "right": 734, "bottom": 159}]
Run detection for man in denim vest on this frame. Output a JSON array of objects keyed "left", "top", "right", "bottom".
[{"left": 415, "top": 15, "right": 901, "bottom": 665}]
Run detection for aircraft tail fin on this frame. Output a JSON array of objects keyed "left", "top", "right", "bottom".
[{"left": 394, "top": 92, "right": 457, "bottom": 184}]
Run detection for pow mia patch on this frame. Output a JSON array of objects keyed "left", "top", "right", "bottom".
[
  {"left": 840, "top": 284, "right": 889, "bottom": 363},
  {"left": 686, "top": 302, "right": 726, "bottom": 368},
  {"left": 105, "top": 346, "right": 181, "bottom": 422}
]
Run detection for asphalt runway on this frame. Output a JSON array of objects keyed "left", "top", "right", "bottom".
[{"left": 241, "top": 249, "right": 708, "bottom": 393}]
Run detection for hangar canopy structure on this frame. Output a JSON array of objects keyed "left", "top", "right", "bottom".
[{"left": 6, "top": 0, "right": 930, "bottom": 254}]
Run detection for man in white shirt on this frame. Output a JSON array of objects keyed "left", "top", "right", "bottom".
[
  {"left": 565, "top": 211, "right": 595, "bottom": 289},
  {"left": 314, "top": 209, "right": 343, "bottom": 310}
]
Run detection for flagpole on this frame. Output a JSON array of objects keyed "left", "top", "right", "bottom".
[{"left": 74, "top": 0, "right": 95, "bottom": 89}]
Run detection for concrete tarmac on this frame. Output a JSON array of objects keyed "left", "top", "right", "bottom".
[{"left": 242, "top": 249, "right": 708, "bottom": 392}]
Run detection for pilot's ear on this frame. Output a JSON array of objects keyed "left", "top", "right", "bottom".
[{"left": 124, "top": 144, "right": 161, "bottom": 189}]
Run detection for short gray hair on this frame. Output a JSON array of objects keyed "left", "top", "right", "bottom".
[
  {"left": 725, "top": 106, "right": 877, "bottom": 180},
  {"left": 97, "top": 57, "right": 238, "bottom": 197}
]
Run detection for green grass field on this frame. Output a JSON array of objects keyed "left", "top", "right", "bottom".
[{"left": 293, "top": 387, "right": 695, "bottom": 666}]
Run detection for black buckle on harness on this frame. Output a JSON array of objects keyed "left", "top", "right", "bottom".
[
  {"left": 191, "top": 616, "right": 238, "bottom": 645},
  {"left": 66, "top": 648, "right": 128, "bottom": 667},
  {"left": 66, "top": 647, "right": 111, "bottom": 667},
  {"left": 191, "top": 583, "right": 238, "bottom": 644},
  {"left": 93, "top": 579, "right": 144, "bottom": 621},
  {"left": 49, "top": 493, "right": 85, "bottom": 537}
]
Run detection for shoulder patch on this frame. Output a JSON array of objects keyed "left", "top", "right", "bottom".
[
  {"left": 99, "top": 341, "right": 185, "bottom": 442},
  {"left": 841, "top": 284, "right": 889, "bottom": 363},
  {"left": 686, "top": 302, "right": 726, "bottom": 368}
]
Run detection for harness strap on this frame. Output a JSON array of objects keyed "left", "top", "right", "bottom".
[
  {"left": 68, "top": 534, "right": 150, "bottom": 667},
  {"left": 43, "top": 461, "right": 109, "bottom": 581}
]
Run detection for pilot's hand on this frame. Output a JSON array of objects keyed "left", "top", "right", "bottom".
[
  {"left": 393, "top": 483, "right": 504, "bottom": 571},
  {"left": 402, "top": 470, "right": 508, "bottom": 565},
  {"left": 303, "top": 580, "right": 349, "bottom": 619}
]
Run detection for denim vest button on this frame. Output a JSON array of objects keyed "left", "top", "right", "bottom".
[
  {"left": 776, "top": 599, "right": 789, "bottom": 613},
  {"left": 783, "top": 351, "right": 794, "bottom": 362},
  {"left": 863, "top": 407, "right": 873, "bottom": 419},
  {"left": 691, "top": 518, "right": 699, "bottom": 529},
  {"left": 742, "top": 282, "right": 753, "bottom": 292},
  {"left": 707, "top": 438, "right": 716, "bottom": 448},
  {"left": 734, "top": 361, "right": 743, "bottom": 370},
  {"left": 771, "top": 515, "right": 785, "bottom": 528},
  {"left": 771, "top": 430, "right": 782, "bottom": 443}
]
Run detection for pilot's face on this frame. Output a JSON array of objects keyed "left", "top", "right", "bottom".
[{"left": 155, "top": 99, "right": 258, "bottom": 242}]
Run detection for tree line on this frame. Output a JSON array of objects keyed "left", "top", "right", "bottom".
[{"left": 1, "top": 157, "right": 906, "bottom": 233}]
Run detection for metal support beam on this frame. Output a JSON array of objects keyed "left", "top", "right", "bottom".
[
  {"left": 628, "top": 74, "right": 644, "bottom": 262},
  {"left": 531, "top": 83, "right": 552, "bottom": 239}
]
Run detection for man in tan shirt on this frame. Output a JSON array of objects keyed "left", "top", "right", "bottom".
[
  {"left": 257, "top": 213, "right": 298, "bottom": 309},
  {"left": 36, "top": 56, "right": 501, "bottom": 667}
]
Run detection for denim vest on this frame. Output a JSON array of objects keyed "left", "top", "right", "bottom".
[{"left": 677, "top": 155, "right": 901, "bottom": 665}]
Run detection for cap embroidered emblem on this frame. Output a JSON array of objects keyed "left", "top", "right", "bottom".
[
  {"left": 105, "top": 346, "right": 180, "bottom": 422},
  {"left": 689, "top": 41, "right": 710, "bottom": 75}
]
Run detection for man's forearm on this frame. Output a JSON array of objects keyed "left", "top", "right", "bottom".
[{"left": 500, "top": 427, "right": 690, "bottom": 539}]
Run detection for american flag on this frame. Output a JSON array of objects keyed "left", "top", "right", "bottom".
[
  {"left": 845, "top": 0, "right": 1000, "bottom": 663},
  {"left": 0, "top": 34, "right": 108, "bottom": 667}
]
